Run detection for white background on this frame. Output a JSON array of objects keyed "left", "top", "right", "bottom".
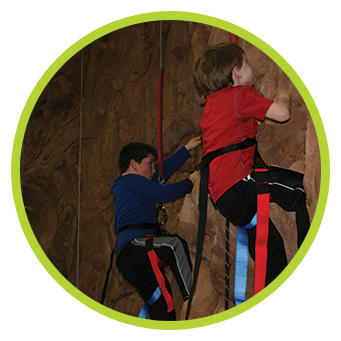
[{"left": 336, "top": 1, "right": 341, "bottom": 334}]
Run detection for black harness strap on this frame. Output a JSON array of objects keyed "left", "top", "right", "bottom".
[
  {"left": 185, "top": 137, "right": 256, "bottom": 319},
  {"left": 225, "top": 217, "right": 230, "bottom": 310},
  {"left": 118, "top": 223, "right": 158, "bottom": 233},
  {"left": 100, "top": 245, "right": 115, "bottom": 305},
  {"left": 185, "top": 161, "right": 209, "bottom": 319},
  {"left": 199, "top": 138, "right": 256, "bottom": 171}
]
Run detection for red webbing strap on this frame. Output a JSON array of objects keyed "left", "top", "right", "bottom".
[
  {"left": 146, "top": 234, "right": 174, "bottom": 313},
  {"left": 157, "top": 67, "right": 164, "bottom": 179},
  {"left": 253, "top": 168, "right": 270, "bottom": 295}
]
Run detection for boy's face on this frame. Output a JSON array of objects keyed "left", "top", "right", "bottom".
[
  {"left": 135, "top": 153, "right": 157, "bottom": 180},
  {"left": 234, "top": 57, "right": 255, "bottom": 86}
]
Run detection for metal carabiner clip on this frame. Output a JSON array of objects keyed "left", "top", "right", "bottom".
[{"left": 158, "top": 202, "right": 168, "bottom": 228}]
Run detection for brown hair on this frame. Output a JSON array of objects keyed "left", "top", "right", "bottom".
[{"left": 194, "top": 42, "right": 245, "bottom": 98}]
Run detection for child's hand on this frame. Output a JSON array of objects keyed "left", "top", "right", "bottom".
[{"left": 185, "top": 136, "right": 202, "bottom": 151}]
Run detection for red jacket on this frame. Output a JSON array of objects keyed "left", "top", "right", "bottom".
[{"left": 200, "top": 85, "right": 273, "bottom": 203}]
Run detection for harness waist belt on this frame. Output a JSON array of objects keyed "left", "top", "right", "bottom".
[
  {"left": 119, "top": 223, "right": 158, "bottom": 233},
  {"left": 199, "top": 138, "right": 256, "bottom": 171}
]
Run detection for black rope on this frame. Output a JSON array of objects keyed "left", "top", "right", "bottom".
[
  {"left": 100, "top": 246, "right": 115, "bottom": 305},
  {"left": 225, "top": 218, "right": 230, "bottom": 310},
  {"left": 185, "top": 165, "right": 209, "bottom": 319}
]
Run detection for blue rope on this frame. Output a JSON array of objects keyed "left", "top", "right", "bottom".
[
  {"left": 234, "top": 213, "right": 257, "bottom": 306},
  {"left": 138, "top": 287, "right": 162, "bottom": 319}
]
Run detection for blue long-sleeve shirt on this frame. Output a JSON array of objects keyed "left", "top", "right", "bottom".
[{"left": 111, "top": 146, "right": 193, "bottom": 254}]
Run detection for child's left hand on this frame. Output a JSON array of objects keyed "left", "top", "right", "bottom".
[{"left": 185, "top": 136, "right": 202, "bottom": 151}]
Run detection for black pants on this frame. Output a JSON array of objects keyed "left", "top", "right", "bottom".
[
  {"left": 216, "top": 165, "right": 310, "bottom": 285},
  {"left": 116, "top": 231, "right": 192, "bottom": 321}
]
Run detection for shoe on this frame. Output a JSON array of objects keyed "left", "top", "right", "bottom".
[
  {"left": 296, "top": 257, "right": 320, "bottom": 291},
  {"left": 267, "top": 309, "right": 299, "bottom": 321}
]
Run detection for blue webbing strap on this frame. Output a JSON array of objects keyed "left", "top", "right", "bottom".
[
  {"left": 234, "top": 213, "right": 257, "bottom": 306},
  {"left": 138, "top": 286, "right": 162, "bottom": 319}
]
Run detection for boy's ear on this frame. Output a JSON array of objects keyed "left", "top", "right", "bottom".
[
  {"left": 232, "top": 66, "right": 242, "bottom": 79},
  {"left": 130, "top": 159, "right": 138, "bottom": 170}
]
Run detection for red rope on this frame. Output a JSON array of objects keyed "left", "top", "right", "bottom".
[
  {"left": 253, "top": 192, "right": 270, "bottom": 294},
  {"left": 231, "top": 33, "right": 239, "bottom": 45},
  {"left": 157, "top": 67, "right": 164, "bottom": 180}
]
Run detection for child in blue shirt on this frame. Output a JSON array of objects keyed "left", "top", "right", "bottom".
[{"left": 111, "top": 137, "right": 201, "bottom": 320}]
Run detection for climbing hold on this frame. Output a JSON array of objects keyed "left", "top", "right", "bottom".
[
  {"left": 111, "top": 79, "right": 123, "bottom": 91},
  {"left": 98, "top": 108, "right": 106, "bottom": 117},
  {"left": 130, "top": 72, "right": 140, "bottom": 83},
  {"left": 199, "top": 95, "right": 206, "bottom": 106},
  {"left": 98, "top": 189, "right": 110, "bottom": 200},
  {"left": 171, "top": 43, "right": 186, "bottom": 60},
  {"left": 110, "top": 111, "right": 117, "bottom": 120},
  {"left": 177, "top": 82, "right": 189, "bottom": 97},
  {"left": 119, "top": 118, "right": 129, "bottom": 132}
]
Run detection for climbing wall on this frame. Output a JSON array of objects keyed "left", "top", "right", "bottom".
[{"left": 21, "top": 21, "right": 320, "bottom": 320}]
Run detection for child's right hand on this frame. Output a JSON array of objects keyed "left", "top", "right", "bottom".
[{"left": 185, "top": 136, "right": 202, "bottom": 152}]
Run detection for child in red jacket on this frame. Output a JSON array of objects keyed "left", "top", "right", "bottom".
[{"left": 194, "top": 42, "right": 310, "bottom": 286}]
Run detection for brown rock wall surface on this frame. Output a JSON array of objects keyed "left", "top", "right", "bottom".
[{"left": 21, "top": 21, "right": 319, "bottom": 320}]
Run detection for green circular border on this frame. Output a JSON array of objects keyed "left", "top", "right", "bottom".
[{"left": 25, "top": 19, "right": 322, "bottom": 323}]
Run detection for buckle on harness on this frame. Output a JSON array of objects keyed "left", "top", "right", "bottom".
[
  {"left": 252, "top": 164, "right": 269, "bottom": 170},
  {"left": 158, "top": 203, "right": 168, "bottom": 228},
  {"left": 252, "top": 164, "right": 270, "bottom": 194},
  {"left": 157, "top": 176, "right": 168, "bottom": 231}
]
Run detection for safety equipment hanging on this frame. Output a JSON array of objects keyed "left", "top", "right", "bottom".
[
  {"left": 138, "top": 21, "right": 175, "bottom": 319},
  {"left": 186, "top": 33, "right": 272, "bottom": 316},
  {"left": 157, "top": 21, "right": 168, "bottom": 229},
  {"left": 186, "top": 136, "right": 257, "bottom": 319}
]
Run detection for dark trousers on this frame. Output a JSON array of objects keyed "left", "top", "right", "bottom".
[
  {"left": 216, "top": 165, "right": 310, "bottom": 285},
  {"left": 116, "top": 232, "right": 192, "bottom": 320}
]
